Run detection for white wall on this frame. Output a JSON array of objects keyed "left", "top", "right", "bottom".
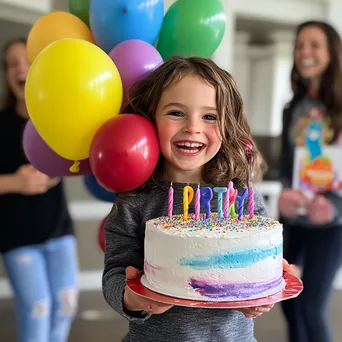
[
  {"left": 327, "top": 0, "right": 342, "bottom": 37},
  {"left": 0, "top": 0, "right": 51, "bottom": 24},
  {"left": 233, "top": 32, "right": 252, "bottom": 114},
  {"left": 232, "top": 31, "right": 293, "bottom": 137}
]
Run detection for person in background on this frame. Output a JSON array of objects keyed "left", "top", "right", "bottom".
[
  {"left": 0, "top": 38, "right": 78, "bottom": 342},
  {"left": 278, "top": 21, "right": 342, "bottom": 342}
]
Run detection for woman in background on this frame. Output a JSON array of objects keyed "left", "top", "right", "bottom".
[
  {"left": 0, "top": 38, "right": 78, "bottom": 342},
  {"left": 278, "top": 21, "right": 342, "bottom": 342}
]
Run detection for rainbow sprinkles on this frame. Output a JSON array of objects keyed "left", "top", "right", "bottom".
[{"left": 152, "top": 213, "right": 279, "bottom": 237}]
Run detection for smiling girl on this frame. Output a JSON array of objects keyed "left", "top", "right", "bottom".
[{"left": 102, "top": 56, "right": 293, "bottom": 342}]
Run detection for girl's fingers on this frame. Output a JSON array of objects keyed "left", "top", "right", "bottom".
[
  {"left": 144, "top": 302, "right": 173, "bottom": 314},
  {"left": 255, "top": 306, "right": 273, "bottom": 313},
  {"left": 241, "top": 304, "right": 274, "bottom": 317}
]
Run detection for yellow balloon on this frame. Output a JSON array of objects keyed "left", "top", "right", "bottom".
[{"left": 25, "top": 38, "right": 123, "bottom": 164}]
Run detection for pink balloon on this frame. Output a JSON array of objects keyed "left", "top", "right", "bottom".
[
  {"left": 109, "top": 39, "right": 163, "bottom": 100},
  {"left": 23, "top": 120, "right": 92, "bottom": 177}
]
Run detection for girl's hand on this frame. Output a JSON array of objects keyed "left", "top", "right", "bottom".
[
  {"left": 124, "top": 266, "right": 174, "bottom": 314},
  {"left": 283, "top": 259, "right": 300, "bottom": 277},
  {"left": 236, "top": 304, "right": 274, "bottom": 319},
  {"left": 236, "top": 260, "right": 298, "bottom": 318},
  {"left": 306, "top": 195, "right": 334, "bottom": 225}
]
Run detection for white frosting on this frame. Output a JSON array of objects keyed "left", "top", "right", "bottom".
[{"left": 144, "top": 213, "right": 285, "bottom": 301}]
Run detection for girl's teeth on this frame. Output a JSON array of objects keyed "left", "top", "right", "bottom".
[
  {"left": 176, "top": 142, "right": 203, "bottom": 148},
  {"left": 175, "top": 141, "right": 204, "bottom": 154},
  {"left": 178, "top": 148, "right": 199, "bottom": 154}
]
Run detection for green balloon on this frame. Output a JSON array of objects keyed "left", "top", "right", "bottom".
[
  {"left": 69, "top": 0, "right": 90, "bottom": 27},
  {"left": 157, "top": 0, "right": 226, "bottom": 60}
]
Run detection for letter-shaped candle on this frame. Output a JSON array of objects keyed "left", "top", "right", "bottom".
[
  {"left": 200, "top": 187, "right": 213, "bottom": 219},
  {"left": 214, "top": 187, "right": 227, "bottom": 218},
  {"left": 225, "top": 181, "right": 234, "bottom": 218},
  {"left": 236, "top": 188, "right": 248, "bottom": 220},
  {"left": 229, "top": 188, "right": 238, "bottom": 217},
  {"left": 183, "top": 186, "right": 194, "bottom": 220}
]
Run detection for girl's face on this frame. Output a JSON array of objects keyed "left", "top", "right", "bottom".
[
  {"left": 294, "top": 26, "right": 330, "bottom": 82},
  {"left": 5, "top": 42, "right": 29, "bottom": 103},
  {"left": 155, "top": 75, "right": 221, "bottom": 183}
]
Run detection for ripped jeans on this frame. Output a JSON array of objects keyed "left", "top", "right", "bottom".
[{"left": 3, "top": 235, "right": 78, "bottom": 342}]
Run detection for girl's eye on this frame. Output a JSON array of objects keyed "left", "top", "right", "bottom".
[
  {"left": 167, "top": 111, "right": 184, "bottom": 117},
  {"left": 203, "top": 114, "right": 217, "bottom": 121}
]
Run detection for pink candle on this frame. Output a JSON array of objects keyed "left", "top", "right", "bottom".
[
  {"left": 224, "top": 181, "right": 233, "bottom": 218},
  {"left": 195, "top": 185, "right": 200, "bottom": 220},
  {"left": 249, "top": 186, "right": 254, "bottom": 219},
  {"left": 168, "top": 182, "right": 174, "bottom": 217}
]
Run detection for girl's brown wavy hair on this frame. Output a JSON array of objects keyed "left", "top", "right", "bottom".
[{"left": 123, "top": 56, "right": 265, "bottom": 189}]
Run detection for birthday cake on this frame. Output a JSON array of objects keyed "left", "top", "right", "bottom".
[{"left": 144, "top": 211, "right": 285, "bottom": 301}]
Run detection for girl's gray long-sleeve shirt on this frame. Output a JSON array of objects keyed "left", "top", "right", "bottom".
[{"left": 103, "top": 180, "right": 269, "bottom": 342}]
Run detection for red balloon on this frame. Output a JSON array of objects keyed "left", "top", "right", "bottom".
[
  {"left": 98, "top": 215, "right": 108, "bottom": 252},
  {"left": 90, "top": 114, "right": 160, "bottom": 192}
]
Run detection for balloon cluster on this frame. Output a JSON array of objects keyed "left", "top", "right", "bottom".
[
  {"left": 23, "top": 2, "right": 227, "bottom": 257},
  {"left": 23, "top": 0, "right": 226, "bottom": 194},
  {"left": 22, "top": 0, "right": 226, "bottom": 251}
]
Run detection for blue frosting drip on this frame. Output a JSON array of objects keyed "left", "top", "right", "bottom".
[{"left": 179, "top": 244, "right": 282, "bottom": 269}]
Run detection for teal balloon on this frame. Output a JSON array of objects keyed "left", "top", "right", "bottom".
[
  {"left": 157, "top": 0, "right": 226, "bottom": 60},
  {"left": 69, "top": 0, "right": 90, "bottom": 27}
]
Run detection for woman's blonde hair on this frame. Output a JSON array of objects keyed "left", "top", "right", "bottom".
[{"left": 123, "top": 56, "right": 266, "bottom": 188}]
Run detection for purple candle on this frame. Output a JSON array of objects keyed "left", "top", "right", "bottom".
[{"left": 236, "top": 189, "right": 248, "bottom": 220}]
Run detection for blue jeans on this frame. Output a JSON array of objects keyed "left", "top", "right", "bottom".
[{"left": 3, "top": 235, "right": 79, "bottom": 342}]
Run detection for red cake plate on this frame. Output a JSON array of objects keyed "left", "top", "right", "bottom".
[{"left": 126, "top": 272, "right": 303, "bottom": 309}]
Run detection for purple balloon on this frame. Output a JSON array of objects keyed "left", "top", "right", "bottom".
[
  {"left": 23, "top": 120, "right": 92, "bottom": 177},
  {"left": 109, "top": 39, "right": 163, "bottom": 100}
]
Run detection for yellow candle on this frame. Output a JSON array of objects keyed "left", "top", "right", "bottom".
[{"left": 183, "top": 186, "right": 194, "bottom": 220}]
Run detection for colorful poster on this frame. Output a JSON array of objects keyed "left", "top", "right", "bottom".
[
  {"left": 293, "top": 145, "right": 342, "bottom": 192},
  {"left": 292, "top": 107, "right": 342, "bottom": 192}
]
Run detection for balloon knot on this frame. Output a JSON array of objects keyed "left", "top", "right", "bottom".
[
  {"left": 121, "top": 8, "right": 127, "bottom": 14},
  {"left": 69, "top": 160, "right": 80, "bottom": 173}
]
